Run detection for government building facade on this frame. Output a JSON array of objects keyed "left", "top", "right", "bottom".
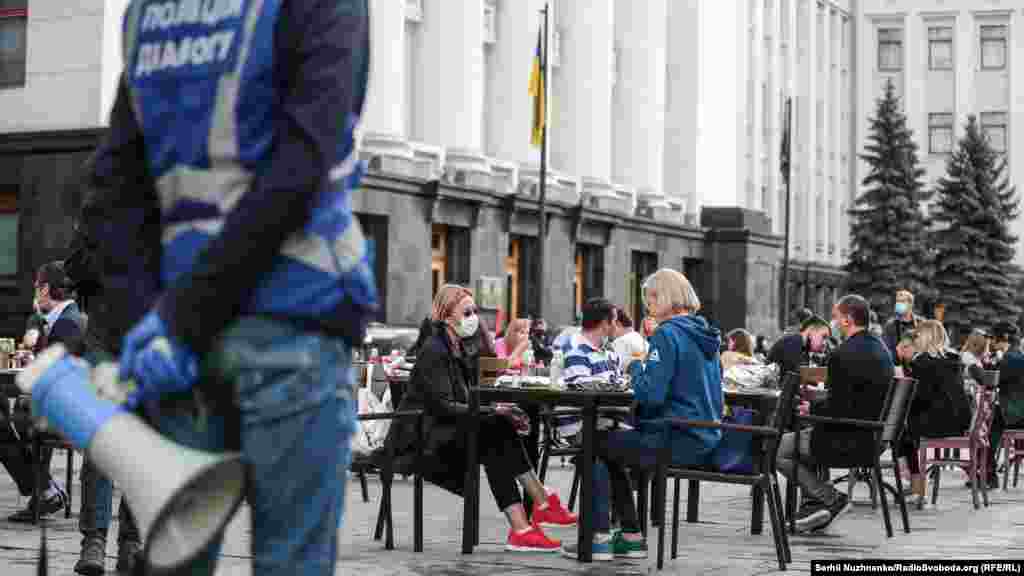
[{"left": 0, "top": 0, "right": 1021, "bottom": 338}]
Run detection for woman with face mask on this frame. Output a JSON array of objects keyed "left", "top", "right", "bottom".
[{"left": 384, "top": 284, "right": 575, "bottom": 552}]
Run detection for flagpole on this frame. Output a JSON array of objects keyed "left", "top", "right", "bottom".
[
  {"left": 781, "top": 97, "right": 793, "bottom": 330},
  {"left": 535, "top": 3, "right": 549, "bottom": 321}
]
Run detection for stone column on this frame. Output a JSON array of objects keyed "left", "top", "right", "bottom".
[
  {"left": 785, "top": 0, "right": 798, "bottom": 256},
  {"left": 765, "top": 0, "right": 781, "bottom": 234},
  {"left": 748, "top": 0, "right": 764, "bottom": 210},
  {"left": 485, "top": 0, "right": 546, "bottom": 166},
  {"left": 550, "top": 0, "right": 614, "bottom": 183},
  {"left": 412, "top": 0, "right": 489, "bottom": 173},
  {"left": 663, "top": 0, "right": 700, "bottom": 219},
  {"left": 697, "top": 1, "right": 746, "bottom": 207},
  {"left": 361, "top": 0, "right": 414, "bottom": 170},
  {"left": 612, "top": 0, "right": 668, "bottom": 195},
  {"left": 819, "top": 4, "right": 830, "bottom": 262},
  {"left": 830, "top": 8, "right": 843, "bottom": 266},
  {"left": 801, "top": 0, "right": 817, "bottom": 261}
]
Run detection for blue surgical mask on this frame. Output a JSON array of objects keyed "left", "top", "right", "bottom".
[{"left": 894, "top": 302, "right": 908, "bottom": 316}]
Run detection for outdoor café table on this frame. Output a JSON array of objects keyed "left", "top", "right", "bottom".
[{"left": 463, "top": 385, "right": 634, "bottom": 562}]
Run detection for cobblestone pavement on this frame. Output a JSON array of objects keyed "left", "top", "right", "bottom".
[{"left": 0, "top": 454, "right": 1021, "bottom": 574}]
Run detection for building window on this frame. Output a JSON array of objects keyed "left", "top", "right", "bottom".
[
  {"left": 0, "top": 1, "right": 27, "bottom": 88},
  {"left": 878, "top": 28, "right": 903, "bottom": 71},
  {"left": 928, "top": 113, "right": 954, "bottom": 154},
  {"left": 506, "top": 236, "right": 539, "bottom": 321},
  {"left": 981, "top": 25, "right": 1007, "bottom": 70},
  {"left": 355, "top": 214, "right": 388, "bottom": 322},
  {"left": 0, "top": 186, "right": 16, "bottom": 277},
  {"left": 628, "top": 252, "right": 658, "bottom": 330},
  {"left": 928, "top": 26, "right": 953, "bottom": 70},
  {"left": 430, "top": 224, "right": 471, "bottom": 297},
  {"left": 574, "top": 244, "right": 605, "bottom": 320},
  {"left": 981, "top": 111, "right": 1008, "bottom": 152}
]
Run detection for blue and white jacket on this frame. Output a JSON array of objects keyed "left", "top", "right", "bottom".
[{"left": 92, "top": 0, "right": 377, "bottom": 352}]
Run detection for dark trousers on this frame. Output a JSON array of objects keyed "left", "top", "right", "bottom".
[
  {"left": 0, "top": 399, "right": 53, "bottom": 497},
  {"left": 79, "top": 459, "right": 140, "bottom": 543},
  {"left": 426, "top": 416, "right": 532, "bottom": 511},
  {"left": 989, "top": 409, "right": 1005, "bottom": 477},
  {"left": 593, "top": 429, "right": 708, "bottom": 533},
  {"left": 897, "top": 434, "right": 922, "bottom": 475}
]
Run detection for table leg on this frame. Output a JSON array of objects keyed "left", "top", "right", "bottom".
[
  {"left": 524, "top": 405, "right": 541, "bottom": 517},
  {"left": 462, "top": 389, "right": 480, "bottom": 554},
  {"left": 577, "top": 396, "right": 596, "bottom": 563}
]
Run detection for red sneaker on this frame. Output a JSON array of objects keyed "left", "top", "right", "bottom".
[
  {"left": 506, "top": 526, "right": 561, "bottom": 552},
  {"left": 532, "top": 492, "right": 578, "bottom": 527}
]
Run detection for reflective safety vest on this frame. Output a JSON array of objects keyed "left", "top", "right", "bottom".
[{"left": 121, "top": 0, "right": 377, "bottom": 325}]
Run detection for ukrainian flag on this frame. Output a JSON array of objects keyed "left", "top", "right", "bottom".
[{"left": 529, "top": 26, "right": 545, "bottom": 147}]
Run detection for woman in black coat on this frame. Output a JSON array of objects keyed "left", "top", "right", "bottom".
[
  {"left": 385, "top": 284, "right": 574, "bottom": 553},
  {"left": 899, "top": 320, "right": 972, "bottom": 507}
]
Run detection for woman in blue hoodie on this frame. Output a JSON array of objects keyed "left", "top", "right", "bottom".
[{"left": 563, "top": 268, "right": 724, "bottom": 561}]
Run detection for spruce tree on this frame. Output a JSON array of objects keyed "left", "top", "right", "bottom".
[
  {"left": 930, "top": 115, "right": 1020, "bottom": 336},
  {"left": 845, "top": 81, "right": 932, "bottom": 314}
]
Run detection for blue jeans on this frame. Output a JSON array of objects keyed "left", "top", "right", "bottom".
[
  {"left": 79, "top": 459, "right": 139, "bottom": 543},
  {"left": 80, "top": 344, "right": 140, "bottom": 544},
  {"left": 146, "top": 317, "right": 356, "bottom": 576},
  {"left": 592, "top": 429, "right": 710, "bottom": 533}
]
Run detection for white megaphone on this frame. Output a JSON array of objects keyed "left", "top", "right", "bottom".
[{"left": 17, "top": 345, "right": 247, "bottom": 575}]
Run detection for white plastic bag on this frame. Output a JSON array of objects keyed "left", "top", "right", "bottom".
[
  {"left": 352, "top": 386, "right": 393, "bottom": 456},
  {"left": 724, "top": 363, "right": 779, "bottom": 390}
]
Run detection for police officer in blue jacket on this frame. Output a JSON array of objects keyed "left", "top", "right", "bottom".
[{"left": 84, "top": 0, "right": 375, "bottom": 573}]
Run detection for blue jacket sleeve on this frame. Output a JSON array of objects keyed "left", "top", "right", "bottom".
[
  {"left": 628, "top": 329, "right": 675, "bottom": 412},
  {"left": 158, "top": 0, "right": 370, "bottom": 353}
]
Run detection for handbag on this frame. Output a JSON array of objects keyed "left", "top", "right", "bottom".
[{"left": 711, "top": 406, "right": 757, "bottom": 474}]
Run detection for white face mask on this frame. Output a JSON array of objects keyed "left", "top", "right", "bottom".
[{"left": 455, "top": 313, "right": 479, "bottom": 338}]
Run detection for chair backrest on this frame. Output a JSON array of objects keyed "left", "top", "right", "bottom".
[
  {"left": 478, "top": 355, "right": 509, "bottom": 386},
  {"left": 881, "top": 377, "right": 917, "bottom": 444},
  {"left": 773, "top": 371, "right": 802, "bottom": 435},
  {"left": 970, "top": 386, "right": 996, "bottom": 448},
  {"left": 981, "top": 370, "right": 1000, "bottom": 390}
]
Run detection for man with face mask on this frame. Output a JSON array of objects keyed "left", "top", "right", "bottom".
[
  {"left": 767, "top": 315, "right": 832, "bottom": 377},
  {"left": 563, "top": 298, "right": 622, "bottom": 386},
  {"left": 883, "top": 289, "right": 920, "bottom": 355}
]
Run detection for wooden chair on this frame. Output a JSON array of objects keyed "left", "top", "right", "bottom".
[
  {"left": 653, "top": 372, "right": 800, "bottom": 571},
  {"left": 920, "top": 371, "right": 998, "bottom": 510},
  {"left": 357, "top": 410, "right": 425, "bottom": 552},
  {"left": 801, "top": 377, "right": 918, "bottom": 538}
]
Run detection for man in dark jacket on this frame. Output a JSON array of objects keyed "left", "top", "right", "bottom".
[
  {"left": 61, "top": 149, "right": 160, "bottom": 575},
  {"left": 767, "top": 315, "right": 831, "bottom": 376},
  {"left": 1, "top": 262, "right": 83, "bottom": 523},
  {"left": 776, "top": 294, "right": 893, "bottom": 533},
  {"left": 883, "top": 289, "right": 921, "bottom": 355}
]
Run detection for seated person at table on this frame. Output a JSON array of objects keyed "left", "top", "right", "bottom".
[
  {"left": 721, "top": 328, "right": 762, "bottom": 372},
  {"left": 563, "top": 298, "right": 622, "bottom": 386},
  {"left": 767, "top": 315, "right": 831, "bottom": 377},
  {"left": 495, "top": 319, "right": 531, "bottom": 370},
  {"left": 778, "top": 294, "right": 892, "bottom": 533},
  {"left": 897, "top": 320, "right": 972, "bottom": 506},
  {"left": 563, "top": 268, "right": 723, "bottom": 561},
  {"left": 385, "top": 284, "right": 575, "bottom": 553},
  {"left": 611, "top": 307, "right": 647, "bottom": 372}
]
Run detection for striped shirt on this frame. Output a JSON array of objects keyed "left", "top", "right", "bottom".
[{"left": 563, "top": 332, "right": 621, "bottom": 384}]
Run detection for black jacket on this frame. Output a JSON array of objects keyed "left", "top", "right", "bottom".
[
  {"left": 883, "top": 315, "right": 920, "bottom": 358},
  {"left": 47, "top": 302, "right": 86, "bottom": 355},
  {"left": 906, "top": 351, "right": 971, "bottom": 439},
  {"left": 767, "top": 333, "right": 806, "bottom": 377},
  {"left": 385, "top": 322, "right": 476, "bottom": 476},
  {"left": 64, "top": 151, "right": 162, "bottom": 355},
  {"left": 999, "top": 349, "right": 1024, "bottom": 426},
  {"left": 811, "top": 331, "right": 894, "bottom": 466}
]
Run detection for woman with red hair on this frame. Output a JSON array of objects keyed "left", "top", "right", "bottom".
[{"left": 386, "top": 285, "right": 575, "bottom": 552}]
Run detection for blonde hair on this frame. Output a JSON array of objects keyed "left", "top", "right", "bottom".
[
  {"left": 913, "top": 319, "right": 949, "bottom": 356},
  {"left": 643, "top": 268, "right": 701, "bottom": 318},
  {"left": 504, "top": 319, "right": 530, "bottom": 351},
  {"left": 961, "top": 330, "right": 989, "bottom": 358}
]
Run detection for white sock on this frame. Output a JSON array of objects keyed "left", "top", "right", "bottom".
[{"left": 595, "top": 532, "right": 611, "bottom": 543}]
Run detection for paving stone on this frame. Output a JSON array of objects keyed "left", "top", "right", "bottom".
[{"left": 0, "top": 458, "right": 1019, "bottom": 574}]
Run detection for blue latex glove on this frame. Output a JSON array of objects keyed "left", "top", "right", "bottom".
[
  {"left": 31, "top": 355, "right": 122, "bottom": 450},
  {"left": 118, "top": 311, "right": 199, "bottom": 408}
]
